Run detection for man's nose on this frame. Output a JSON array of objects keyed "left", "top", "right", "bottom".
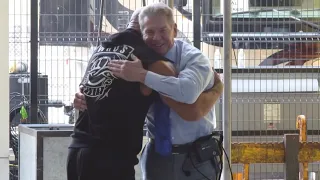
[{"left": 152, "top": 32, "right": 161, "bottom": 41}]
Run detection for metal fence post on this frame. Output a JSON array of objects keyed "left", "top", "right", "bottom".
[
  {"left": 222, "top": 0, "right": 232, "bottom": 178},
  {"left": 296, "top": 115, "right": 308, "bottom": 180},
  {"left": 192, "top": 0, "right": 201, "bottom": 49},
  {"left": 284, "top": 134, "right": 300, "bottom": 180},
  {"left": 167, "top": 0, "right": 174, "bottom": 8},
  {"left": 30, "top": 0, "right": 39, "bottom": 123}
]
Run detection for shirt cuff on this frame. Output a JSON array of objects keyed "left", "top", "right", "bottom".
[{"left": 144, "top": 71, "right": 163, "bottom": 90}]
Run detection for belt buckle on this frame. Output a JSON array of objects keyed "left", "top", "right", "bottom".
[
  {"left": 172, "top": 144, "right": 180, "bottom": 148},
  {"left": 171, "top": 144, "right": 178, "bottom": 155},
  {"left": 172, "top": 144, "right": 185, "bottom": 155},
  {"left": 172, "top": 145, "right": 180, "bottom": 155}
]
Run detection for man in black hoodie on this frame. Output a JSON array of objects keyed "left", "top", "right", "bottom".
[{"left": 67, "top": 9, "right": 223, "bottom": 180}]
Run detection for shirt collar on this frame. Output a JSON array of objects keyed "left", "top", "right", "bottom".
[{"left": 164, "top": 42, "right": 177, "bottom": 63}]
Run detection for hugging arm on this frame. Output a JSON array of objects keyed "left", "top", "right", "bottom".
[
  {"left": 73, "top": 61, "right": 223, "bottom": 121},
  {"left": 161, "top": 71, "right": 223, "bottom": 121},
  {"left": 147, "top": 61, "right": 223, "bottom": 121}
]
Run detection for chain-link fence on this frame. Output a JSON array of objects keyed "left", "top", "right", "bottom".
[{"left": 9, "top": 0, "right": 320, "bottom": 179}]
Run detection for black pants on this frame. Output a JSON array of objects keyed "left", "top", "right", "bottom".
[{"left": 67, "top": 148, "right": 136, "bottom": 180}]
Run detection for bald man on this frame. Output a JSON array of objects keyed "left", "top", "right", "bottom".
[{"left": 67, "top": 9, "right": 223, "bottom": 180}]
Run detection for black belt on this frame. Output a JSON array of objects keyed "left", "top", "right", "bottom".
[{"left": 148, "top": 138, "right": 192, "bottom": 154}]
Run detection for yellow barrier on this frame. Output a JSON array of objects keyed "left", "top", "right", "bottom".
[
  {"left": 296, "top": 115, "right": 308, "bottom": 180},
  {"left": 231, "top": 141, "right": 320, "bottom": 164},
  {"left": 231, "top": 115, "right": 319, "bottom": 180},
  {"left": 233, "top": 173, "right": 243, "bottom": 180}
]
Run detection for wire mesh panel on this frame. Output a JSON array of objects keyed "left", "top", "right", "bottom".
[
  {"left": 38, "top": 0, "right": 94, "bottom": 124},
  {"left": 9, "top": 1, "right": 95, "bottom": 178},
  {"left": 9, "top": 1, "right": 32, "bottom": 179},
  {"left": 197, "top": 0, "right": 320, "bottom": 179},
  {"left": 9, "top": 0, "right": 91, "bottom": 127},
  {"left": 8, "top": 0, "right": 320, "bottom": 179}
]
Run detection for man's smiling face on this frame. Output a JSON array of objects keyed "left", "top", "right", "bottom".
[{"left": 141, "top": 15, "right": 177, "bottom": 56}]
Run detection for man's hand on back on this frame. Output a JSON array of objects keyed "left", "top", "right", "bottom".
[
  {"left": 73, "top": 90, "right": 87, "bottom": 111},
  {"left": 108, "top": 54, "right": 148, "bottom": 83}
]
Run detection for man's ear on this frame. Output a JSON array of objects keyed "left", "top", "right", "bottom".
[{"left": 173, "top": 23, "right": 178, "bottom": 38}]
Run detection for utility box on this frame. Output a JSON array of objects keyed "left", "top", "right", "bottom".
[
  {"left": 18, "top": 124, "right": 73, "bottom": 180},
  {"left": 18, "top": 124, "right": 145, "bottom": 180}
]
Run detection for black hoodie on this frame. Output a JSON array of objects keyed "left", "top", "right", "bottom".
[{"left": 69, "top": 28, "right": 168, "bottom": 162}]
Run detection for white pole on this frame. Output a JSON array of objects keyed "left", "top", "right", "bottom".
[
  {"left": 222, "top": 0, "right": 232, "bottom": 178},
  {"left": 167, "top": 0, "right": 174, "bottom": 8},
  {"left": 0, "top": 0, "right": 10, "bottom": 179}
]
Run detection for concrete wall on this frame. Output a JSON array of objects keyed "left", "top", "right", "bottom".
[{"left": 0, "top": 0, "right": 10, "bottom": 179}]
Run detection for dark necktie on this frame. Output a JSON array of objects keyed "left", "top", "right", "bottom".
[{"left": 154, "top": 98, "right": 171, "bottom": 156}]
